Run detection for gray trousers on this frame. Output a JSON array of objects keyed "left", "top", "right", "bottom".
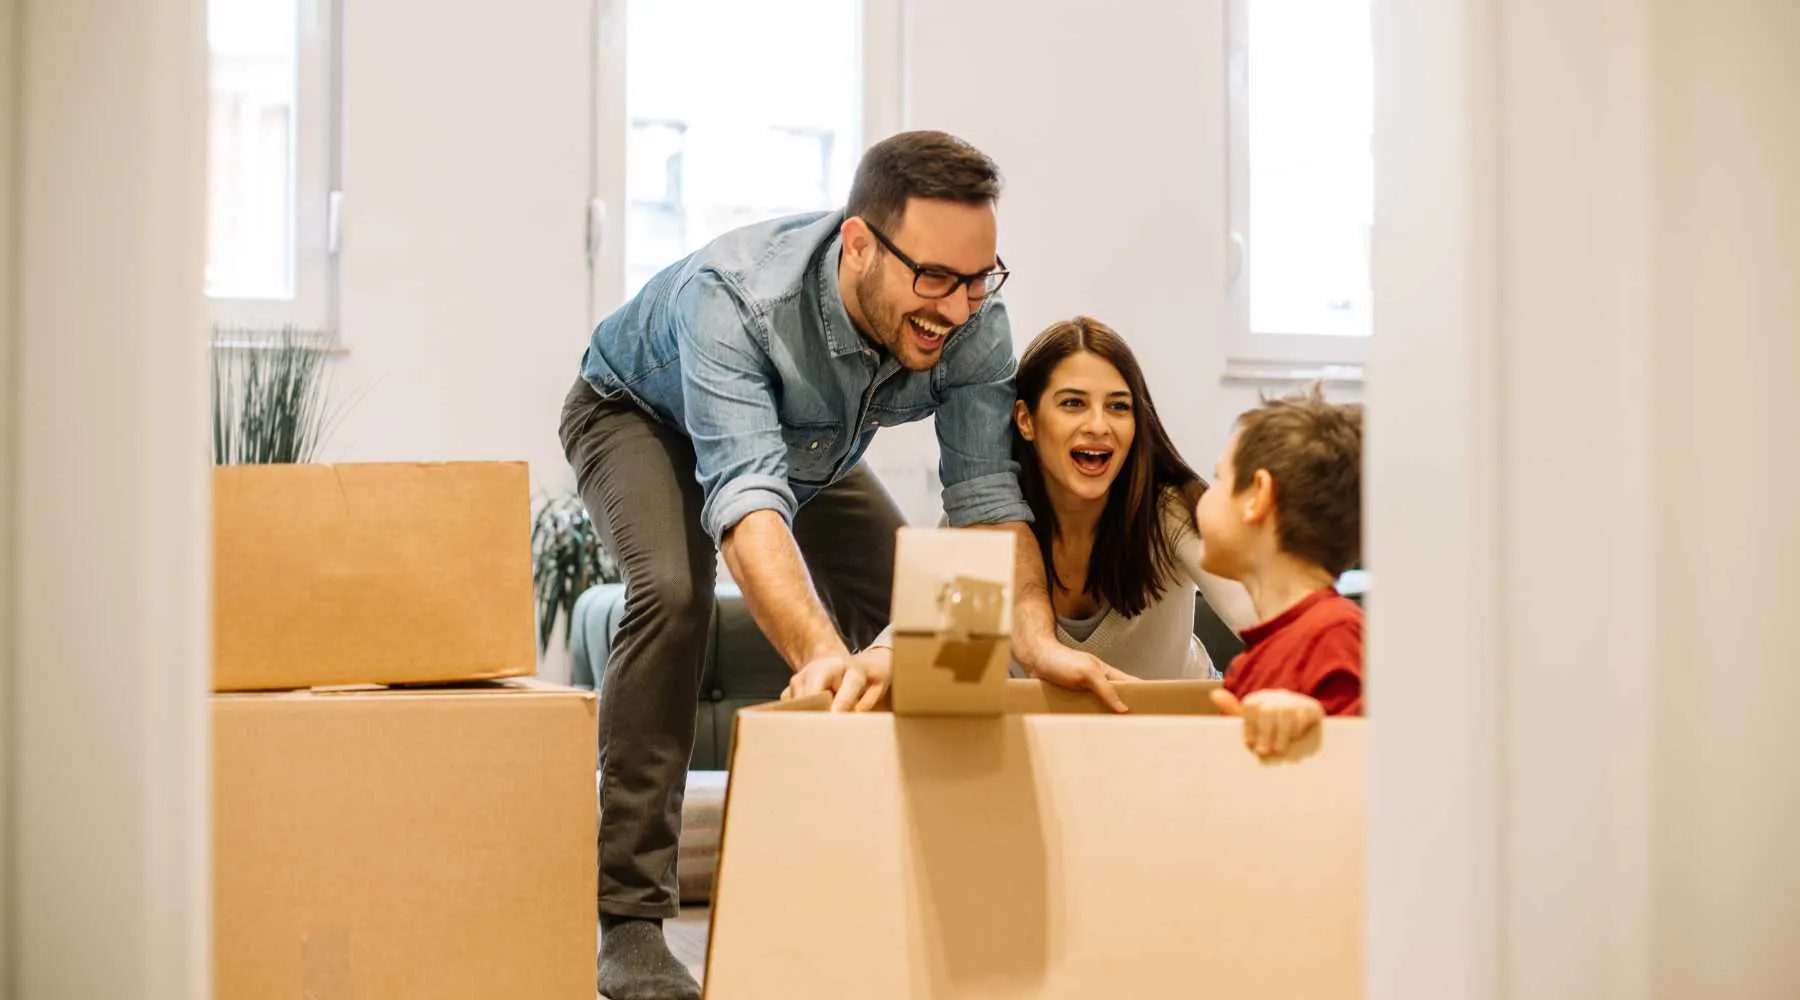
[{"left": 559, "top": 377, "right": 903, "bottom": 917}]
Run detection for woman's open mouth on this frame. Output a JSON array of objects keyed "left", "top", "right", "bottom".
[{"left": 1070, "top": 446, "right": 1114, "bottom": 477}]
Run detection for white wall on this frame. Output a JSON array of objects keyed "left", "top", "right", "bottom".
[
  {"left": 1647, "top": 2, "right": 1800, "bottom": 993},
  {"left": 10, "top": 0, "right": 212, "bottom": 996},
  {"left": 0, "top": 0, "right": 16, "bottom": 983},
  {"left": 902, "top": 0, "right": 1364, "bottom": 500},
  {"left": 324, "top": 0, "right": 1362, "bottom": 527},
  {"left": 1372, "top": 0, "right": 1800, "bottom": 997},
  {"left": 326, "top": 0, "right": 593, "bottom": 497}
]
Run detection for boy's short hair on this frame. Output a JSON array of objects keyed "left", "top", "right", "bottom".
[{"left": 1232, "top": 384, "right": 1364, "bottom": 577}]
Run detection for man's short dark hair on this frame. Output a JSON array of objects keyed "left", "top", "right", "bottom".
[{"left": 846, "top": 130, "right": 1002, "bottom": 233}]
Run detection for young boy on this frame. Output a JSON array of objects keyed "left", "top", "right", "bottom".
[{"left": 1193, "top": 385, "right": 1364, "bottom": 758}]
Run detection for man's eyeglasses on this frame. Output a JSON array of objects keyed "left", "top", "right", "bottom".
[{"left": 864, "top": 222, "right": 1010, "bottom": 301}]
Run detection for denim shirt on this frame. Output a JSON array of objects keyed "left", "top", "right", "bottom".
[{"left": 580, "top": 210, "right": 1032, "bottom": 544}]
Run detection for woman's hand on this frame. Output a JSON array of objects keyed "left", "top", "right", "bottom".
[
  {"left": 1018, "top": 643, "right": 1136, "bottom": 713},
  {"left": 1210, "top": 688, "right": 1324, "bottom": 757}
]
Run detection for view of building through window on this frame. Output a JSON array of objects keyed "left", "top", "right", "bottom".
[
  {"left": 624, "top": 0, "right": 863, "bottom": 297},
  {"left": 1245, "top": 0, "right": 1373, "bottom": 340},
  {"left": 206, "top": 0, "right": 299, "bottom": 301}
]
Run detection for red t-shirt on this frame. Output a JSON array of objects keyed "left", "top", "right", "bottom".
[{"left": 1223, "top": 588, "right": 1364, "bottom": 716}]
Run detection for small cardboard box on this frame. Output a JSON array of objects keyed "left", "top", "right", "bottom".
[
  {"left": 212, "top": 461, "right": 537, "bottom": 691},
  {"left": 706, "top": 681, "right": 1365, "bottom": 999},
  {"left": 213, "top": 679, "right": 598, "bottom": 1000},
  {"left": 889, "top": 526, "right": 1016, "bottom": 716}
]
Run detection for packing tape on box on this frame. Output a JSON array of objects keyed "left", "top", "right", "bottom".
[
  {"left": 939, "top": 575, "right": 1003, "bottom": 632},
  {"left": 930, "top": 575, "right": 1004, "bottom": 681}
]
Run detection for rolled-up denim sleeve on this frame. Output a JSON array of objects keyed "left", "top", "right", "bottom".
[
  {"left": 673, "top": 273, "right": 797, "bottom": 545},
  {"left": 934, "top": 303, "right": 1033, "bottom": 527}
]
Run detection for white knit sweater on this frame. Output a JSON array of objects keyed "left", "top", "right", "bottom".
[{"left": 1034, "top": 500, "right": 1256, "bottom": 679}]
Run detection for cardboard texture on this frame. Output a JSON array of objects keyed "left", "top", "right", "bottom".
[
  {"left": 213, "top": 680, "right": 598, "bottom": 1000},
  {"left": 708, "top": 679, "right": 1364, "bottom": 999},
  {"left": 888, "top": 527, "right": 1016, "bottom": 716},
  {"left": 212, "top": 461, "right": 536, "bottom": 691}
]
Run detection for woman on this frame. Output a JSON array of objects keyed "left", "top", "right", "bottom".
[
  {"left": 860, "top": 316, "right": 1254, "bottom": 683},
  {"left": 1004, "top": 316, "right": 1254, "bottom": 678}
]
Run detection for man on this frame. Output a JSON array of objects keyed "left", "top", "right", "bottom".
[{"left": 558, "top": 130, "right": 1129, "bottom": 1000}]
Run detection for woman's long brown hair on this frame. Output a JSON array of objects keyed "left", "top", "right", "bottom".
[{"left": 1014, "top": 317, "right": 1206, "bottom": 618}]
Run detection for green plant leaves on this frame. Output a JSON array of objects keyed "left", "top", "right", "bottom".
[
  {"left": 211, "top": 325, "right": 347, "bottom": 465},
  {"left": 530, "top": 493, "right": 622, "bottom": 653}
]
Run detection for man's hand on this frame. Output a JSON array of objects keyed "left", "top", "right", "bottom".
[
  {"left": 1211, "top": 688, "right": 1325, "bottom": 757},
  {"left": 1017, "top": 643, "right": 1136, "bottom": 713},
  {"left": 782, "top": 646, "right": 891, "bottom": 712}
]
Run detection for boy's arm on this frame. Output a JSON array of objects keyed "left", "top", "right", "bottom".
[
  {"left": 1211, "top": 619, "right": 1364, "bottom": 756},
  {"left": 1210, "top": 688, "right": 1325, "bottom": 757}
]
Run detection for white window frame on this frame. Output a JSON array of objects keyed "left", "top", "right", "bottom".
[
  {"left": 207, "top": 0, "right": 340, "bottom": 336},
  {"left": 1223, "top": 0, "right": 1370, "bottom": 377},
  {"left": 586, "top": 0, "right": 904, "bottom": 328}
]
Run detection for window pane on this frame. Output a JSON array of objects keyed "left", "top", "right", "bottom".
[
  {"left": 625, "top": 0, "right": 862, "bottom": 297},
  {"left": 206, "top": 0, "right": 298, "bottom": 301},
  {"left": 1248, "top": 0, "right": 1373, "bottom": 337}
]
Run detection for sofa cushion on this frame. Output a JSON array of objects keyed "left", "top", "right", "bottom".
[{"left": 569, "top": 583, "right": 790, "bottom": 772}]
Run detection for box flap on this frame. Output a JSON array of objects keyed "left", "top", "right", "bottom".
[
  {"left": 1001, "top": 678, "right": 1223, "bottom": 715},
  {"left": 889, "top": 527, "right": 1016, "bottom": 717},
  {"left": 752, "top": 679, "right": 1224, "bottom": 717},
  {"left": 888, "top": 527, "right": 1014, "bottom": 634}
]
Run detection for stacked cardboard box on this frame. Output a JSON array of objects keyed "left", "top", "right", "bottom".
[
  {"left": 705, "top": 528, "right": 1365, "bottom": 999},
  {"left": 211, "top": 462, "right": 597, "bottom": 1000}
]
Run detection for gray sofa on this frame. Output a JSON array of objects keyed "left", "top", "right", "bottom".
[{"left": 569, "top": 581, "right": 1253, "bottom": 771}]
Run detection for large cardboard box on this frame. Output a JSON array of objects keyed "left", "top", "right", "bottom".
[
  {"left": 212, "top": 461, "right": 537, "bottom": 691},
  {"left": 706, "top": 527, "right": 1364, "bottom": 998},
  {"left": 708, "top": 682, "right": 1365, "bottom": 999},
  {"left": 213, "top": 680, "right": 598, "bottom": 1000}
]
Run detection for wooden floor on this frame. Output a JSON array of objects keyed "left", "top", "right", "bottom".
[{"left": 666, "top": 905, "right": 710, "bottom": 982}]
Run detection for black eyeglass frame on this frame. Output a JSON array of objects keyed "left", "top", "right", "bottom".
[{"left": 864, "top": 221, "right": 1011, "bottom": 301}]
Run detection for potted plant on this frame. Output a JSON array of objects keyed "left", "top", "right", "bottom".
[
  {"left": 210, "top": 325, "right": 346, "bottom": 465},
  {"left": 531, "top": 493, "right": 621, "bottom": 653}
]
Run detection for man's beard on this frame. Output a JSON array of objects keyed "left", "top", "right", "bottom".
[
  {"left": 855, "top": 265, "right": 903, "bottom": 354},
  {"left": 855, "top": 266, "right": 951, "bottom": 371}
]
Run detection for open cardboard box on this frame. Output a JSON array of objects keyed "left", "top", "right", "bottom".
[{"left": 703, "top": 529, "right": 1365, "bottom": 999}]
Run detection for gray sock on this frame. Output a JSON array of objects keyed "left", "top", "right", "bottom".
[{"left": 597, "top": 916, "right": 701, "bottom": 1000}]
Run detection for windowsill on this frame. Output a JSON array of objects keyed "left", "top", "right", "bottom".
[
  {"left": 211, "top": 335, "right": 349, "bottom": 357},
  {"left": 1221, "top": 359, "right": 1365, "bottom": 387}
]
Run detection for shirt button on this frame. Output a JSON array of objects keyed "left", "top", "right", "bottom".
[{"left": 808, "top": 441, "right": 820, "bottom": 450}]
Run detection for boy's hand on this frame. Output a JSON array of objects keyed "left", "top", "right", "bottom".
[{"left": 1211, "top": 688, "right": 1325, "bottom": 757}]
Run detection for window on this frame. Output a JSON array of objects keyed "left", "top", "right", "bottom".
[
  {"left": 589, "top": 0, "right": 932, "bottom": 521},
  {"left": 615, "top": 0, "right": 871, "bottom": 300},
  {"left": 1226, "top": 0, "right": 1373, "bottom": 371},
  {"left": 206, "top": 0, "right": 338, "bottom": 333}
]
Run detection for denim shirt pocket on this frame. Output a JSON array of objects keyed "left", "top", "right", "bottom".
[{"left": 781, "top": 423, "right": 842, "bottom": 486}]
